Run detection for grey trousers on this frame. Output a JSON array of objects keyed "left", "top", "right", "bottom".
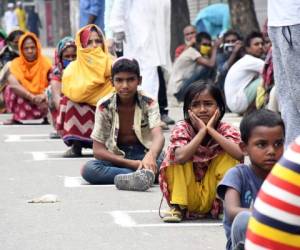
[{"left": 269, "top": 25, "right": 300, "bottom": 146}]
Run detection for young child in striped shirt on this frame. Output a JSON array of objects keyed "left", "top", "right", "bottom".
[{"left": 217, "top": 109, "right": 285, "bottom": 250}]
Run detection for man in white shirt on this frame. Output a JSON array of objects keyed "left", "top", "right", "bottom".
[
  {"left": 224, "top": 32, "right": 264, "bottom": 114},
  {"left": 3, "top": 3, "right": 18, "bottom": 34},
  {"left": 267, "top": 0, "right": 300, "bottom": 146}
]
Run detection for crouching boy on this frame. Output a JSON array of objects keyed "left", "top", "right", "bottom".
[{"left": 217, "top": 109, "right": 285, "bottom": 250}]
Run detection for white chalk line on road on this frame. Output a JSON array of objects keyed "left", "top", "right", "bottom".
[
  {"left": 64, "top": 176, "right": 115, "bottom": 188},
  {"left": 26, "top": 150, "right": 94, "bottom": 161},
  {"left": 4, "top": 134, "right": 59, "bottom": 142},
  {"left": 108, "top": 210, "right": 222, "bottom": 228}
]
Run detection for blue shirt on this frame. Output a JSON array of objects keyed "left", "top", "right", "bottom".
[
  {"left": 80, "top": 0, "right": 105, "bottom": 31},
  {"left": 217, "top": 164, "right": 264, "bottom": 250}
]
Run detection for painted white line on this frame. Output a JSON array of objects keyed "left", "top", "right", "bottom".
[
  {"left": 108, "top": 210, "right": 222, "bottom": 228},
  {"left": 133, "top": 223, "right": 222, "bottom": 228},
  {"left": 64, "top": 176, "right": 90, "bottom": 187},
  {"left": 109, "top": 211, "right": 137, "bottom": 227},
  {"left": 64, "top": 176, "right": 116, "bottom": 188},
  {"left": 5, "top": 134, "right": 58, "bottom": 142},
  {"left": 26, "top": 149, "right": 94, "bottom": 161}
]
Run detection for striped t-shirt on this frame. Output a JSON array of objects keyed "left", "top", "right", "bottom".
[{"left": 245, "top": 138, "right": 300, "bottom": 249}]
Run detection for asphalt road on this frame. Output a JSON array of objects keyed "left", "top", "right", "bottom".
[{"left": 0, "top": 109, "right": 241, "bottom": 250}]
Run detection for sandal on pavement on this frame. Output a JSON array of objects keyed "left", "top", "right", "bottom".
[
  {"left": 63, "top": 145, "right": 82, "bottom": 158},
  {"left": 162, "top": 207, "right": 183, "bottom": 223}
]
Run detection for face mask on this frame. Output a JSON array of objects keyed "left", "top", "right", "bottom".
[
  {"left": 199, "top": 45, "right": 212, "bottom": 56},
  {"left": 62, "top": 59, "right": 72, "bottom": 68}
]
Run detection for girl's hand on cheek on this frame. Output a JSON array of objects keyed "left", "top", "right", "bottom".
[
  {"left": 188, "top": 110, "right": 206, "bottom": 132},
  {"left": 207, "top": 109, "right": 220, "bottom": 130}
]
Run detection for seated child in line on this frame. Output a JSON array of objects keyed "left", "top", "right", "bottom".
[
  {"left": 217, "top": 109, "right": 285, "bottom": 250},
  {"left": 160, "top": 81, "right": 243, "bottom": 223},
  {"left": 245, "top": 136, "right": 300, "bottom": 250},
  {"left": 81, "top": 57, "right": 165, "bottom": 191}
]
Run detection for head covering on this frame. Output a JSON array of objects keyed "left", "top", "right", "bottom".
[
  {"left": 7, "top": 3, "right": 14, "bottom": 8},
  {"left": 50, "top": 36, "right": 76, "bottom": 82},
  {"left": 62, "top": 24, "right": 113, "bottom": 106},
  {"left": 9, "top": 32, "right": 52, "bottom": 94}
]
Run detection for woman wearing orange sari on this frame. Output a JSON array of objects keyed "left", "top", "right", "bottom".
[
  {"left": 3, "top": 32, "right": 52, "bottom": 124},
  {"left": 56, "top": 24, "right": 114, "bottom": 157}
]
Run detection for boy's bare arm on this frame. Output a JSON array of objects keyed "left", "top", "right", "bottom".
[
  {"left": 93, "top": 140, "right": 140, "bottom": 170},
  {"left": 224, "top": 188, "right": 250, "bottom": 223},
  {"left": 141, "top": 127, "right": 164, "bottom": 174}
]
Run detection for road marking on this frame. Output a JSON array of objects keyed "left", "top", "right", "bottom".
[
  {"left": 64, "top": 176, "right": 90, "bottom": 187},
  {"left": 64, "top": 176, "right": 116, "bottom": 187},
  {"left": 27, "top": 150, "right": 94, "bottom": 161},
  {"left": 5, "top": 134, "right": 58, "bottom": 142},
  {"left": 110, "top": 211, "right": 137, "bottom": 227},
  {"left": 108, "top": 210, "right": 222, "bottom": 228}
]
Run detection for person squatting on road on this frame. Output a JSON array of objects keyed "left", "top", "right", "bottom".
[
  {"left": 56, "top": 24, "right": 114, "bottom": 157},
  {"left": 3, "top": 32, "right": 51, "bottom": 125},
  {"left": 160, "top": 81, "right": 243, "bottom": 223},
  {"left": 217, "top": 109, "right": 284, "bottom": 250}
]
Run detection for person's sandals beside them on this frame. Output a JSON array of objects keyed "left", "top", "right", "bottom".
[{"left": 81, "top": 57, "right": 165, "bottom": 191}]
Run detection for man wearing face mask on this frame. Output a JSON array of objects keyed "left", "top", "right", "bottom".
[
  {"left": 169, "top": 31, "right": 221, "bottom": 102},
  {"left": 216, "top": 30, "right": 244, "bottom": 92}
]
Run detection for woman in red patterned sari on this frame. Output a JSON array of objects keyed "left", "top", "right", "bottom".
[{"left": 3, "top": 32, "right": 51, "bottom": 124}]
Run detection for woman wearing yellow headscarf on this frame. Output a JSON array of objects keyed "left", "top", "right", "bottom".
[
  {"left": 56, "top": 24, "right": 114, "bottom": 157},
  {"left": 3, "top": 32, "right": 52, "bottom": 124}
]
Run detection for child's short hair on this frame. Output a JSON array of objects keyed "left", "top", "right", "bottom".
[
  {"left": 244, "top": 31, "right": 263, "bottom": 47},
  {"left": 196, "top": 32, "right": 212, "bottom": 44},
  {"left": 112, "top": 57, "right": 140, "bottom": 79},
  {"left": 183, "top": 80, "right": 225, "bottom": 122},
  {"left": 240, "top": 109, "right": 285, "bottom": 144}
]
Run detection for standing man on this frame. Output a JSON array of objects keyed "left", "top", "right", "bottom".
[
  {"left": 26, "top": 6, "right": 42, "bottom": 38},
  {"left": 268, "top": 0, "right": 300, "bottom": 145},
  {"left": 15, "top": 1, "right": 27, "bottom": 31},
  {"left": 3, "top": 3, "right": 18, "bottom": 34},
  {"left": 80, "top": 0, "right": 105, "bottom": 31},
  {"left": 109, "top": 0, "right": 173, "bottom": 126}
]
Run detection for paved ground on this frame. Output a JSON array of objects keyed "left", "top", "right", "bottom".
[{"left": 0, "top": 107, "right": 241, "bottom": 250}]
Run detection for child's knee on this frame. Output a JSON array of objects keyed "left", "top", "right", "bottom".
[{"left": 231, "top": 211, "right": 251, "bottom": 248}]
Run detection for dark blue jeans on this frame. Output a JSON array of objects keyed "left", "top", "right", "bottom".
[{"left": 81, "top": 144, "right": 162, "bottom": 184}]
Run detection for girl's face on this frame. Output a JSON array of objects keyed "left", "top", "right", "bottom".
[
  {"left": 86, "top": 31, "right": 104, "bottom": 49},
  {"left": 189, "top": 89, "right": 218, "bottom": 124},
  {"left": 62, "top": 46, "right": 76, "bottom": 61}
]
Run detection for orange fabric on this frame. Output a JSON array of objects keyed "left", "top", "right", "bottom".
[{"left": 9, "top": 32, "right": 52, "bottom": 94}]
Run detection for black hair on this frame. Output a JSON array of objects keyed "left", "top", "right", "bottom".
[
  {"left": 6, "top": 30, "right": 24, "bottom": 43},
  {"left": 112, "top": 58, "right": 140, "bottom": 79},
  {"left": 222, "top": 29, "right": 242, "bottom": 42},
  {"left": 183, "top": 80, "right": 225, "bottom": 125},
  {"left": 240, "top": 109, "right": 285, "bottom": 144},
  {"left": 196, "top": 32, "right": 211, "bottom": 44},
  {"left": 244, "top": 31, "right": 263, "bottom": 47}
]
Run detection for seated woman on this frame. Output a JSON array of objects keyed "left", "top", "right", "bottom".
[
  {"left": 47, "top": 36, "right": 76, "bottom": 138},
  {"left": 3, "top": 32, "right": 52, "bottom": 124},
  {"left": 56, "top": 24, "right": 114, "bottom": 157},
  {"left": 0, "top": 29, "right": 24, "bottom": 70}
]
